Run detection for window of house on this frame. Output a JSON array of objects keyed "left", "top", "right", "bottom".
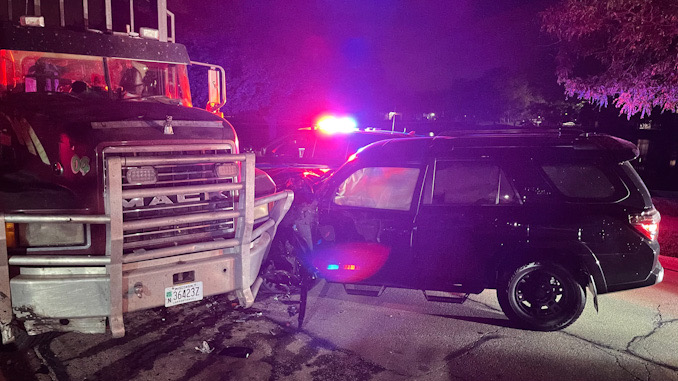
[
  {"left": 637, "top": 139, "right": 650, "bottom": 163},
  {"left": 638, "top": 121, "right": 653, "bottom": 130},
  {"left": 333, "top": 167, "right": 420, "bottom": 210}
]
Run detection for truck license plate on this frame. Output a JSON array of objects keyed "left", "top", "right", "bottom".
[{"left": 165, "top": 281, "right": 203, "bottom": 307}]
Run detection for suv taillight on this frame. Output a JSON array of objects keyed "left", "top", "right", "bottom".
[{"left": 629, "top": 208, "right": 660, "bottom": 241}]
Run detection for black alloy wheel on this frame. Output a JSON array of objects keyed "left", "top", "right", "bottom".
[{"left": 498, "top": 261, "right": 586, "bottom": 331}]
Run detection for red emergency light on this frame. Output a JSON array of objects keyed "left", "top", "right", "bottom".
[{"left": 315, "top": 115, "right": 358, "bottom": 134}]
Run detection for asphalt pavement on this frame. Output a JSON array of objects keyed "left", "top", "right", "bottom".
[
  {"left": 0, "top": 256, "right": 676, "bottom": 381},
  {"left": 260, "top": 257, "right": 678, "bottom": 381}
]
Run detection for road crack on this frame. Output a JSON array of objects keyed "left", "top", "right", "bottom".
[
  {"left": 626, "top": 305, "right": 678, "bottom": 356},
  {"left": 444, "top": 331, "right": 503, "bottom": 362},
  {"left": 562, "top": 314, "right": 678, "bottom": 374},
  {"left": 430, "top": 328, "right": 504, "bottom": 381},
  {"left": 466, "top": 295, "right": 678, "bottom": 374}
]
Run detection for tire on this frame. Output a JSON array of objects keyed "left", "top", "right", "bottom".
[{"left": 497, "top": 261, "right": 586, "bottom": 331}]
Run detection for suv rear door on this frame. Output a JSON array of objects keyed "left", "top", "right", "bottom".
[{"left": 412, "top": 152, "right": 525, "bottom": 290}]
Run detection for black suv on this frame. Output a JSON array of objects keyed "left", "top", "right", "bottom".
[{"left": 307, "top": 130, "right": 664, "bottom": 331}]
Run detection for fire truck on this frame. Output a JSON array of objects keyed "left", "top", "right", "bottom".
[{"left": 0, "top": 0, "right": 293, "bottom": 345}]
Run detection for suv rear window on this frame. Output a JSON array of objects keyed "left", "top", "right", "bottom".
[{"left": 541, "top": 164, "right": 617, "bottom": 199}]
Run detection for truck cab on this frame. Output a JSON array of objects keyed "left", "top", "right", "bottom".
[{"left": 0, "top": 0, "right": 292, "bottom": 344}]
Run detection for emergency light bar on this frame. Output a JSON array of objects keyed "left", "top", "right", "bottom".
[{"left": 316, "top": 115, "right": 358, "bottom": 134}]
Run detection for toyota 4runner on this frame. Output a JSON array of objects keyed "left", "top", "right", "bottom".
[{"left": 308, "top": 129, "right": 664, "bottom": 331}]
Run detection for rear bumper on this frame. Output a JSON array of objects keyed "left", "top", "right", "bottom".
[{"left": 606, "top": 260, "right": 664, "bottom": 293}]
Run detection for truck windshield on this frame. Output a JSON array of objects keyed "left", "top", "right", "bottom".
[{"left": 0, "top": 50, "right": 192, "bottom": 106}]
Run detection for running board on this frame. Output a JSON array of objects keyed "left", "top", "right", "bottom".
[
  {"left": 423, "top": 290, "right": 468, "bottom": 304},
  {"left": 344, "top": 284, "right": 385, "bottom": 297}
]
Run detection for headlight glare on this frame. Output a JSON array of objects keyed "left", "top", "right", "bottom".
[{"left": 253, "top": 203, "right": 269, "bottom": 221}]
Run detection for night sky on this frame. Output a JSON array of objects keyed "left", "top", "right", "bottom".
[{"left": 170, "top": 0, "right": 556, "bottom": 125}]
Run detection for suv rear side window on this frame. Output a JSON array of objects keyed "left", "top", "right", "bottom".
[
  {"left": 429, "top": 161, "right": 518, "bottom": 205},
  {"left": 541, "top": 164, "right": 616, "bottom": 199},
  {"left": 334, "top": 167, "right": 420, "bottom": 210}
]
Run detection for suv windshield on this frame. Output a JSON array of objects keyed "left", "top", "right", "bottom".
[{"left": 0, "top": 50, "right": 192, "bottom": 106}]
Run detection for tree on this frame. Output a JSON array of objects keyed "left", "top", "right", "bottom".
[
  {"left": 541, "top": 0, "right": 678, "bottom": 117},
  {"left": 172, "top": 1, "right": 334, "bottom": 130}
]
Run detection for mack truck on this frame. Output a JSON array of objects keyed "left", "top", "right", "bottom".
[{"left": 0, "top": 0, "right": 293, "bottom": 345}]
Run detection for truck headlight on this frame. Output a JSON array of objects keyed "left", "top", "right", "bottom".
[
  {"left": 18, "top": 223, "right": 85, "bottom": 247},
  {"left": 253, "top": 203, "right": 270, "bottom": 221},
  {"left": 126, "top": 166, "right": 157, "bottom": 185},
  {"left": 215, "top": 163, "right": 239, "bottom": 178}
]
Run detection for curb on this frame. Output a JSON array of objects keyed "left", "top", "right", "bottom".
[{"left": 659, "top": 255, "right": 678, "bottom": 272}]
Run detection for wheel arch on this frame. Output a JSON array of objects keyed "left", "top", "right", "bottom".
[{"left": 491, "top": 240, "right": 607, "bottom": 293}]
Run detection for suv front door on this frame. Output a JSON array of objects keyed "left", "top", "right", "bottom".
[{"left": 315, "top": 165, "right": 423, "bottom": 287}]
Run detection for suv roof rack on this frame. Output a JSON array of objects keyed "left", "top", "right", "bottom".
[
  {"left": 433, "top": 130, "right": 639, "bottom": 162},
  {"left": 441, "top": 128, "right": 585, "bottom": 138}
]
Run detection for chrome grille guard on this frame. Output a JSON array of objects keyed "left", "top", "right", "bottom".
[{"left": 0, "top": 144, "right": 293, "bottom": 342}]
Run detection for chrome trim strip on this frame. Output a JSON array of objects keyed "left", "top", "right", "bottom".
[
  {"left": 102, "top": 143, "right": 233, "bottom": 154},
  {"left": 252, "top": 219, "right": 275, "bottom": 241},
  {"left": 105, "top": 156, "right": 125, "bottom": 338},
  {"left": 121, "top": 154, "right": 245, "bottom": 166},
  {"left": 123, "top": 230, "right": 233, "bottom": 250},
  {"left": 4, "top": 215, "right": 110, "bottom": 224},
  {"left": 123, "top": 221, "right": 233, "bottom": 239},
  {"left": 9, "top": 256, "right": 111, "bottom": 266},
  {"left": 122, "top": 200, "right": 233, "bottom": 214},
  {"left": 123, "top": 210, "right": 240, "bottom": 231},
  {"left": 122, "top": 238, "right": 240, "bottom": 263},
  {"left": 121, "top": 182, "right": 242, "bottom": 199},
  {"left": 254, "top": 191, "right": 292, "bottom": 206}
]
